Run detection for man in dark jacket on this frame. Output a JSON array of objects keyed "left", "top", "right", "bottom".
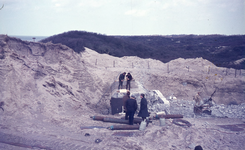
[
  {"left": 126, "top": 73, "right": 133, "bottom": 90},
  {"left": 122, "top": 91, "right": 130, "bottom": 120},
  {"left": 126, "top": 95, "right": 138, "bottom": 125},
  {"left": 138, "top": 94, "right": 149, "bottom": 121},
  {"left": 118, "top": 72, "right": 126, "bottom": 90}
]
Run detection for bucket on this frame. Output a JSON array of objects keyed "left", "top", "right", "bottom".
[
  {"left": 159, "top": 118, "right": 165, "bottom": 126},
  {"left": 139, "top": 120, "right": 147, "bottom": 131}
]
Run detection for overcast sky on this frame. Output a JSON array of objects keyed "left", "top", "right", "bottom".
[{"left": 0, "top": 0, "right": 244, "bottom": 36}]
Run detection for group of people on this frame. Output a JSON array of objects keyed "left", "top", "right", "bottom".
[
  {"left": 122, "top": 92, "right": 149, "bottom": 125},
  {"left": 118, "top": 72, "right": 149, "bottom": 125},
  {"left": 118, "top": 72, "right": 133, "bottom": 90}
]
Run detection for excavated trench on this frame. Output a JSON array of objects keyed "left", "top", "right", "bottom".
[{"left": 95, "top": 77, "right": 245, "bottom": 119}]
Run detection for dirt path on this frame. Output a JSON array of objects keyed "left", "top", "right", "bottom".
[{"left": 0, "top": 116, "right": 244, "bottom": 150}]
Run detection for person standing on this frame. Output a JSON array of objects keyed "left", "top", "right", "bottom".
[
  {"left": 193, "top": 92, "right": 204, "bottom": 114},
  {"left": 138, "top": 94, "right": 149, "bottom": 121},
  {"left": 126, "top": 95, "right": 138, "bottom": 125},
  {"left": 118, "top": 72, "right": 126, "bottom": 90},
  {"left": 126, "top": 73, "right": 133, "bottom": 90},
  {"left": 122, "top": 91, "right": 130, "bottom": 120},
  {"left": 194, "top": 92, "right": 202, "bottom": 106}
]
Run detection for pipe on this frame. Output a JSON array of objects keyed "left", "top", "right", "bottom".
[
  {"left": 133, "top": 118, "right": 144, "bottom": 124},
  {"left": 92, "top": 116, "right": 142, "bottom": 124},
  {"left": 120, "top": 117, "right": 141, "bottom": 124},
  {"left": 103, "top": 117, "right": 129, "bottom": 124},
  {"left": 91, "top": 116, "right": 105, "bottom": 121},
  {"left": 120, "top": 117, "right": 152, "bottom": 124},
  {"left": 154, "top": 114, "right": 183, "bottom": 119},
  {"left": 109, "top": 125, "right": 139, "bottom": 130},
  {"left": 80, "top": 126, "right": 106, "bottom": 130},
  {"left": 134, "top": 118, "right": 152, "bottom": 123}
]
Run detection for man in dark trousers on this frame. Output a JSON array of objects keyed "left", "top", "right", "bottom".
[
  {"left": 118, "top": 72, "right": 126, "bottom": 90},
  {"left": 126, "top": 73, "right": 133, "bottom": 90},
  {"left": 138, "top": 94, "right": 149, "bottom": 121},
  {"left": 122, "top": 91, "right": 130, "bottom": 120},
  {"left": 126, "top": 95, "right": 138, "bottom": 125}
]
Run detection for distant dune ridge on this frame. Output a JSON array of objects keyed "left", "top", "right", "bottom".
[
  {"left": 41, "top": 30, "right": 245, "bottom": 69},
  {"left": 0, "top": 34, "right": 245, "bottom": 149}
]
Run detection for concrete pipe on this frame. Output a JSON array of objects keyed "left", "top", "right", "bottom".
[
  {"left": 91, "top": 116, "right": 105, "bottom": 121},
  {"left": 103, "top": 117, "right": 129, "bottom": 124}
]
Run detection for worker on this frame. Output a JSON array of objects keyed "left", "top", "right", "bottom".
[
  {"left": 126, "top": 95, "right": 137, "bottom": 125},
  {"left": 118, "top": 72, "right": 126, "bottom": 90},
  {"left": 126, "top": 73, "right": 133, "bottom": 90},
  {"left": 122, "top": 91, "right": 130, "bottom": 120},
  {"left": 138, "top": 94, "right": 149, "bottom": 121}
]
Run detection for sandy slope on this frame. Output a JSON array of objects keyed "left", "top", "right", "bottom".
[{"left": 82, "top": 47, "right": 244, "bottom": 105}]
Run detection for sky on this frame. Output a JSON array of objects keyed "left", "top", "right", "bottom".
[{"left": 0, "top": 0, "right": 244, "bottom": 36}]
